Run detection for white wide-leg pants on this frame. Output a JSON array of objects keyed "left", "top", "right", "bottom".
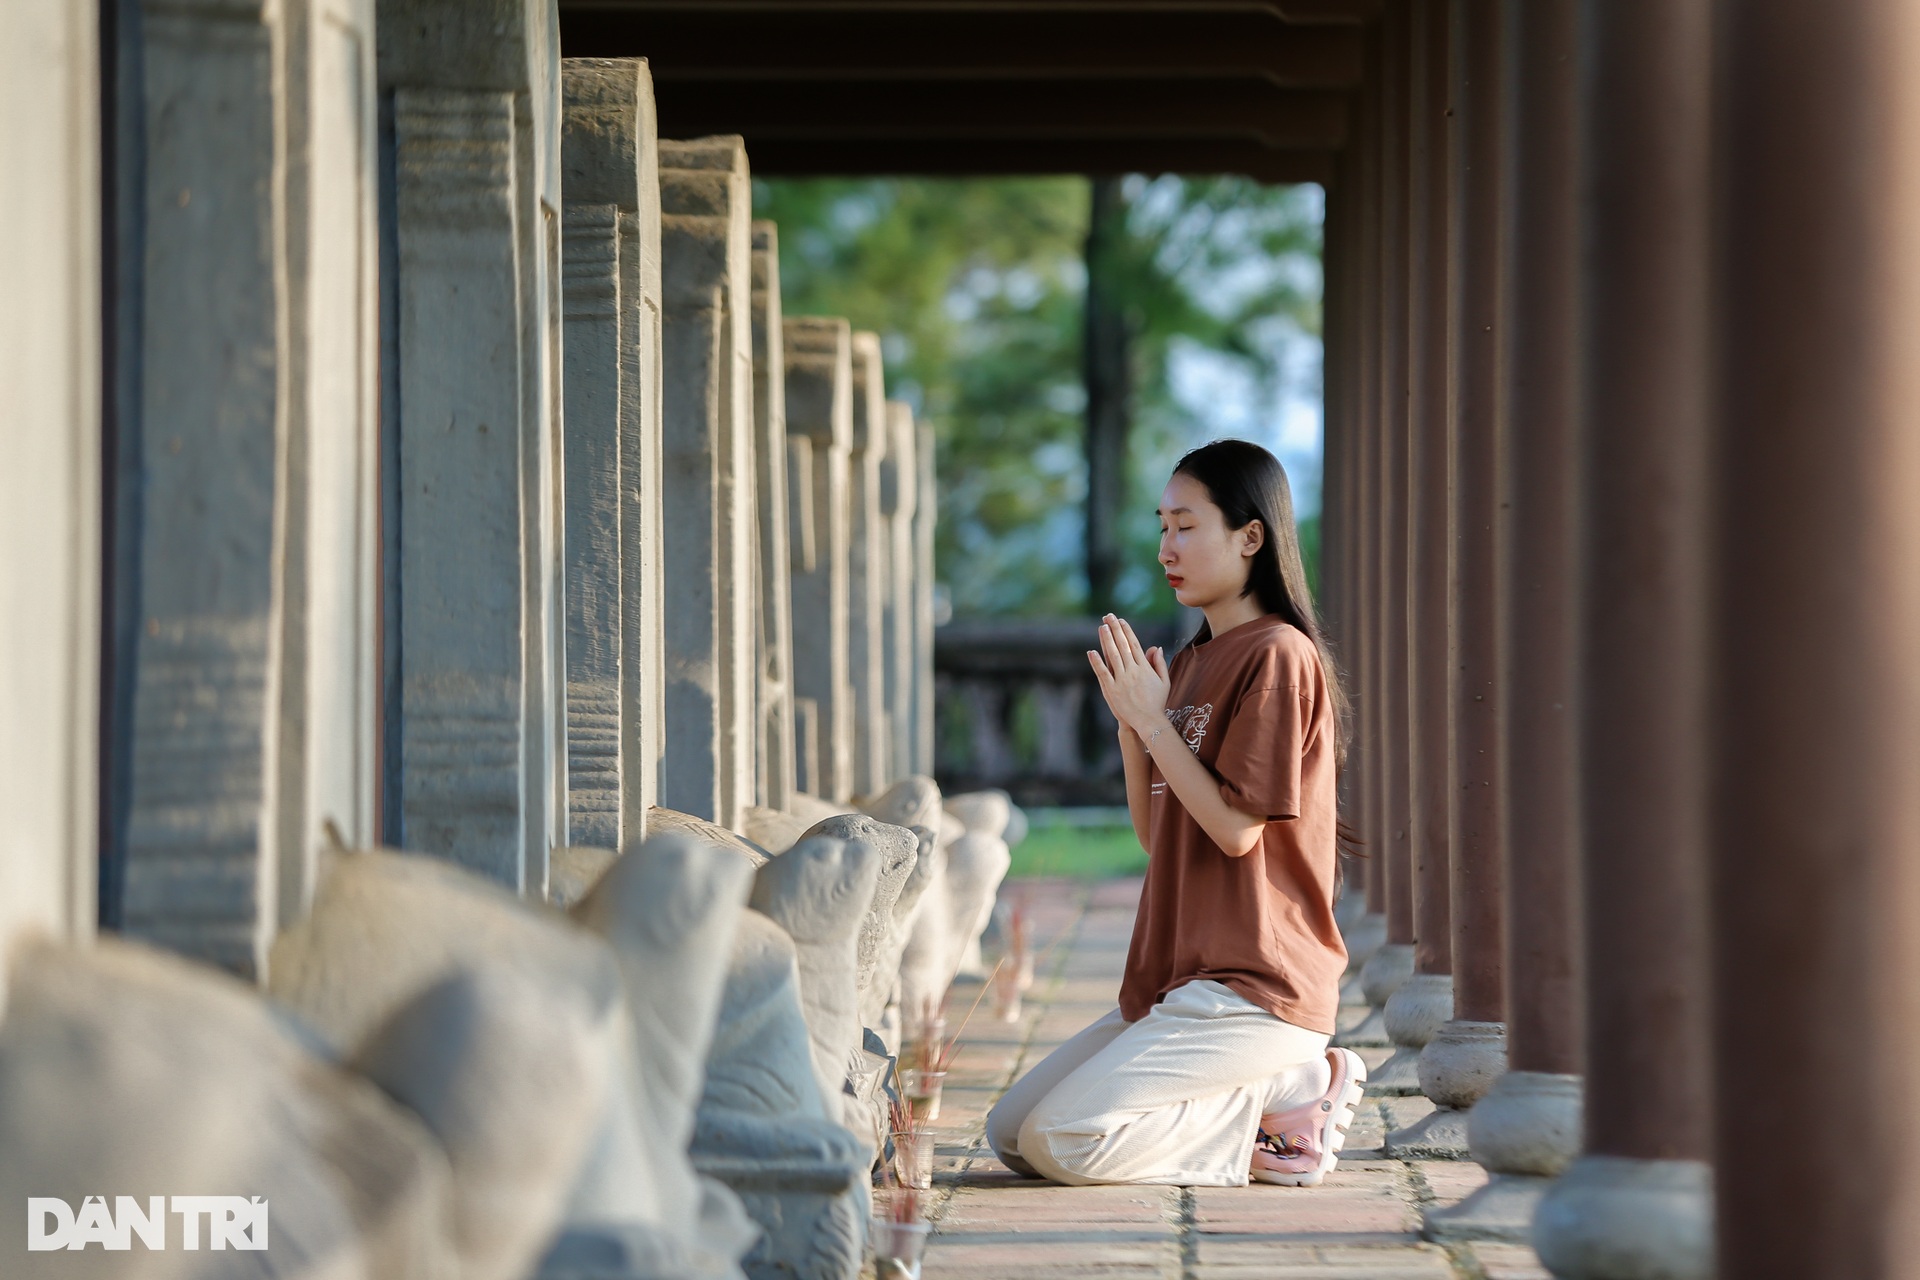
[{"left": 985, "top": 979, "right": 1331, "bottom": 1187}]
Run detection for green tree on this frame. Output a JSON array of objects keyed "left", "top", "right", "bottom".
[
  {"left": 1094, "top": 175, "right": 1324, "bottom": 620},
  {"left": 754, "top": 175, "right": 1323, "bottom": 621}
]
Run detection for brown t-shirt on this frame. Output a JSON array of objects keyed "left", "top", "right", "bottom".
[{"left": 1118, "top": 613, "right": 1347, "bottom": 1034}]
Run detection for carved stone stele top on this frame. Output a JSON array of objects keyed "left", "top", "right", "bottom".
[
  {"left": 647, "top": 804, "right": 774, "bottom": 868},
  {"left": 742, "top": 804, "right": 810, "bottom": 855}
]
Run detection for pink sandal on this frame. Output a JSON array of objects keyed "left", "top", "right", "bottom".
[{"left": 1251, "top": 1047, "right": 1367, "bottom": 1187}]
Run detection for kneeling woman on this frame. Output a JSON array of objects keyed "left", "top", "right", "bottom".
[{"left": 986, "top": 439, "right": 1364, "bottom": 1189}]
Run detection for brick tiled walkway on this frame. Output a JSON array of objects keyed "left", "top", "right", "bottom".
[{"left": 905, "top": 877, "right": 1553, "bottom": 1280}]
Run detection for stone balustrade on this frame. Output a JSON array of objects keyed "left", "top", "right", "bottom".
[{"left": 932, "top": 616, "right": 1190, "bottom": 807}]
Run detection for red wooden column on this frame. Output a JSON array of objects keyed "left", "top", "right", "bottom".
[
  {"left": 1345, "top": 0, "right": 1417, "bottom": 1050},
  {"left": 1534, "top": 2, "right": 1714, "bottom": 1275},
  {"left": 1322, "top": 151, "right": 1360, "bottom": 943},
  {"left": 1377, "top": 0, "right": 1453, "bottom": 1098},
  {"left": 1392, "top": 0, "right": 1506, "bottom": 1158},
  {"left": 1427, "top": 0, "right": 1583, "bottom": 1240},
  {"left": 1336, "top": 37, "right": 1389, "bottom": 1001},
  {"left": 1711, "top": 4, "right": 1920, "bottom": 1275}
]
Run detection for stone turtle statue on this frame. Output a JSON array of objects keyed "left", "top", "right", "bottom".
[
  {"left": 0, "top": 932, "right": 458, "bottom": 1280},
  {"left": 694, "top": 911, "right": 870, "bottom": 1280}
]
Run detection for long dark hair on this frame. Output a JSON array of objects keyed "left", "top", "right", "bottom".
[{"left": 1172, "top": 439, "right": 1352, "bottom": 770}]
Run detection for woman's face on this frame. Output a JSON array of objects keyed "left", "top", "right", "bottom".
[{"left": 1157, "top": 471, "right": 1261, "bottom": 610}]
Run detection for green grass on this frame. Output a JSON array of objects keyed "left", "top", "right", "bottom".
[{"left": 1008, "top": 824, "right": 1149, "bottom": 881}]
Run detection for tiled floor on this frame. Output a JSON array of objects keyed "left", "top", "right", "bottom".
[{"left": 887, "top": 877, "right": 1551, "bottom": 1280}]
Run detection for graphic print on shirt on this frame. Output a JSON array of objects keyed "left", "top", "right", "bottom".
[{"left": 1163, "top": 702, "right": 1214, "bottom": 754}]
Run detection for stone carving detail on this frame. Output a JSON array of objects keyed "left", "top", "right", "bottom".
[
  {"left": 897, "top": 837, "right": 954, "bottom": 1038},
  {"left": 352, "top": 962, "right": 614, "bottom": 1280},
  {"left": 882, "top": 404, "right": 920, "bottom": 782},
  {"left": 270, "top": 841, "right": 763, "bottom": 1280},
  {"left": 860, "top": 774, "right": 943, "bottom": 831},
  {"left": 389, "top": 82, "right": 558, "bottom": 892},
  {"left": 114, "top": 0, "right": 300, "bottom": 981},
  {"left": 743, "top": 804, "right": 810, "bottom": 855},
  {"left": 648, "top": 804, "right": 775, "bottom": 867}
]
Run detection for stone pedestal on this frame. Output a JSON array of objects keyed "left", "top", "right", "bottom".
[
  {"left": 1533, "top": 1155, "right": 1712, "bottom": 1280},
  {"left": 1424, "top": 1070, "right": 1581, "bottom": 1242},
  {"left": 1371, "top": 970, "right": 1450, "bottom": 1096},
  {"left": 0, "top": 0, "right": 100, "bottom": 994},
  {"left": 1385, "top": 1018, "right": 1504, "bottom": 1159},
  {"left": 783, "top": 317, "right": 854, "bottom": 802},
  {"left": 1337, "top": 911, "right": 1387, "bottom": 1006},
  {"left": 379, "top": 0, "right": 565, "bottom": 896},
  {"left": 846, "top": 332, "right": 891, "bottom": 798},
  {"left": 1337, "top": 938, "right": 1412, "bottom": 1050},
  {"left": 560, "top": 58, "right": 664, "bottom": 853},
  {"left": 750, "top": 222, "right": 797, "bottom": 812},
  {"left": 659, "top": 136, "right": 757, "bottom": 831}
]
